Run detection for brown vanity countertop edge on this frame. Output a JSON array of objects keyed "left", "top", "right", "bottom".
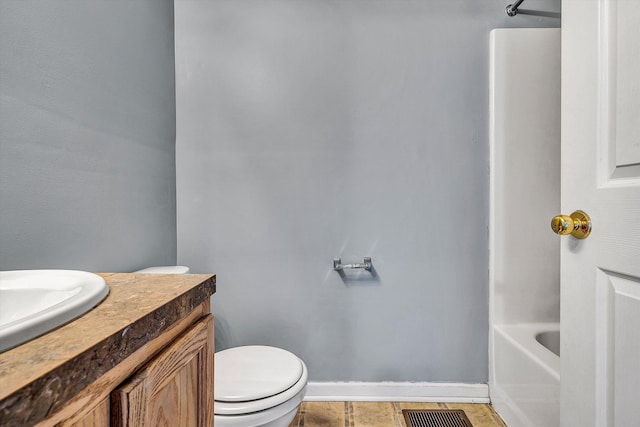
[{"left": 0, "top": 272, "right": 216, "bottom": 426}]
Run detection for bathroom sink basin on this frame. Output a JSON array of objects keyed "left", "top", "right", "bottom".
[{"left": 0, "top": 270, "right": 109, "bottom": 353}]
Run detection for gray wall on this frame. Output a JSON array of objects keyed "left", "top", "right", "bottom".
[
  {"left": 176, "top": 0, "right": 559, "bottom": 382},
  {"left": 0, "top": 0, "right": 177, "bottom": 271}
]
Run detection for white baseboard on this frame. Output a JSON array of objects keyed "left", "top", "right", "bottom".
[{"left": 304, "top": 382, "right": 490, "bottom": 403}]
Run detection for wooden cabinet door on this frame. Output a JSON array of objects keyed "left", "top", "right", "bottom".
[
  {"left": 111, "top": 315, "right": 214, "bottom": 427},
  {"left": 62, "top": 397, "right": 110, "bottom": 427}
]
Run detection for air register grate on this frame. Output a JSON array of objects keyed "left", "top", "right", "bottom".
[{"left": 402, "top": 409, "right": 474, "bottom": 427}]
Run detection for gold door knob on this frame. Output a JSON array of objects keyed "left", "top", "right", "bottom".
[{"left": 550, "top": 210, "right": 592, "bottom": 239}]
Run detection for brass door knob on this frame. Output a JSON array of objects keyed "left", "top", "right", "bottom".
[{"left": 550, "top": 210, "right": 592, "bottom": 239}]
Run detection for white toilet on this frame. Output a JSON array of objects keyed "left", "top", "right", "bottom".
[
  {"left": 136, "top": 266, "right": 308, "bottom": 427},
  {"left": 214, "top": 345, "right": 308, "bottom": 427}
]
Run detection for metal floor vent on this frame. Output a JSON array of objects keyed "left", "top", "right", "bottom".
[{"left": 402, "top": 409, "right": 474, "bottom": 427}]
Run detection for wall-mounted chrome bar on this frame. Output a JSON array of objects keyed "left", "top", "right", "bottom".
[
  {"left": 505, "top": 0, "right": 561, "bottom": 18},
  {"left": 505, "top": 0, "right": 525, "bottom": 16},
  {"left": 334, "top": 257, "right": 372, "bottom": 271}
]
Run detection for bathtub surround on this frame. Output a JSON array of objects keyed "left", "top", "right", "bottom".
[
  {"left": 489, "top": 29, "right": 561, "bottom": 426},
  {"left": 175, "top": 0, "right": 559, "bottom": 393},
  {"left": 0, "top": 0, "right": 177, "bottom": 272}
]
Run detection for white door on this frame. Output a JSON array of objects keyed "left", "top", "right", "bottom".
[{"left": 562, "top": 1, "right": 640, "bottom": 426}]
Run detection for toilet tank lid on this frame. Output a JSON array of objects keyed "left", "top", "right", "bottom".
[
  {"left": 215, "top": 346, "right": 303, "bottom": 402},
  {"left": 134, "top": 266, "right": 190, "bottom": 274}
]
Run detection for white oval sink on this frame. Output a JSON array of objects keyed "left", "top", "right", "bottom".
[{"left": 0, "top": 270, "right": 109, "bottom": 353}]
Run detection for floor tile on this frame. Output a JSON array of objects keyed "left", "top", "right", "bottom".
[
  {"left": 443, "top": 403, "right": 507, "bottom": 427},
  {"left": 298, "top": 401, "right": 346, "bottom": 427},
  {"left": 289, "top": 401, "right": 506, "bottom": 427},
  {"left": 396, "top": 401, "right": 445, "bottom": 411},
  {"left": 351, "top": 402, "right": 401, "bottom": 427}
]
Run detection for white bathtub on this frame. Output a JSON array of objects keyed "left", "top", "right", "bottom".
[{"left": 490, "top": 323, "right": 560, "bottom": 427}]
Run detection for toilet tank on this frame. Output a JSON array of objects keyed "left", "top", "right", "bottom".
[{"left": 135, "top": 266, "right": 190, "bottom": 274}]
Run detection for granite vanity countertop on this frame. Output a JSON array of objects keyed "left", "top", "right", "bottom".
[{"left": 0, "top": 272, "right": 216, "bottom": 425}]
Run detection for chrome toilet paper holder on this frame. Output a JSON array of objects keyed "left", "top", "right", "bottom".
[{"left": 333, "top": 257, "right": 372, "bottom": 271}]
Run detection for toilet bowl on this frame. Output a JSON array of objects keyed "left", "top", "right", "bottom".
[
  {"left": 134, "top": 266, "right": 309, "bottom": 427},
  {"left": 214, "top": 346, "right": 308, "bottom": 427}
]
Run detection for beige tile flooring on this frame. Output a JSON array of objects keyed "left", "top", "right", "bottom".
[{"left": 289, "top": 402, "right": 507, "bottom": 427}]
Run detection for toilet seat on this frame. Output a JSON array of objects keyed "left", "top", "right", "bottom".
[{"left": 214, "top": 346, "right": 308, "bottom": 416}]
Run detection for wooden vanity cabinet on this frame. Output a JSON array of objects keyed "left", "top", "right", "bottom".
[
  {"left": 70, "top": 398, "right": 110, "bottom": 426},
  {"left": 1, "top": 274, "right": 216, "bottom": 427},
  {"left": 111, "top": 315, "right": 214, "bottom": 427},
  {"left": 33, "top": 305, "right": 214, "bottom": 427}
]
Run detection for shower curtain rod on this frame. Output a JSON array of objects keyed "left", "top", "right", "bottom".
[
  {"left": 505, "top": 0, "right": 561, "bottom": 18},
  {"left": 505, "top": 0, "right": 525, "bottom": 16}
]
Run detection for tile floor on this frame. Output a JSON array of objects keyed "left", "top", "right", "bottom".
[{"left": 289, "top": 402, "right": 507, "bottom": 427}]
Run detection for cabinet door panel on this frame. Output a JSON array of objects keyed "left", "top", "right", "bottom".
[
  {"left": 64, "top": 397, "right": 110, "bottom": 427},
  {"left": 147, "top": 357, "right": 198, "bottom": 427},
  {"left": 112, "top": 315, "right": 214, "bottom": 427}
]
